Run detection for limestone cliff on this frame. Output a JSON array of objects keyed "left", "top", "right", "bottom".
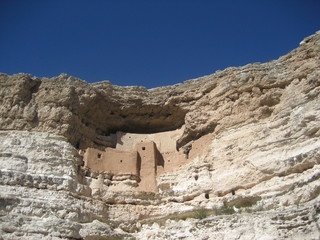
[{"left": 0, "top": 31, "right": 319, "bottom": 240}]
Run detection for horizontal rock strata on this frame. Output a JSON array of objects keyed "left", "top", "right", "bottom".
[{"left": 0, "top": 31, "right": 319, "bottom": 239}]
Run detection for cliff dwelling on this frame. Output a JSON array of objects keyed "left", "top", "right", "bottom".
[
  {"left": 83, "top": 126, "right": 191, "bottom": 192},
  {"left": 2, "top": 31, "right": 320, "bottom": 239}
]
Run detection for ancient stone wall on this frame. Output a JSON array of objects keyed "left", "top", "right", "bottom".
[
  {"left": 135, "top": 142, "right": 158, "bottom": 192},
  {"left": 156, "top": 151, "right": 189, "bottom": 175},
  {"left": 84, "top": 147, "right": 138, "bottom": 175},
  {"left": 116, "top": 127, "right": 184, "bottom": 153},
  {"left": 83, "top": 125, "right": 214, "bottom": 192},
  {"left": 188, "top": 133, "right": 213, "bottom": 160},
  {"left": 83, "top": 134, "right": 193, "bottom": 192}
]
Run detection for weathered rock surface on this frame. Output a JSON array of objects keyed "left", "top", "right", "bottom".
[{"left": 0, "top": 31, "right": 320, "bottom": 239}]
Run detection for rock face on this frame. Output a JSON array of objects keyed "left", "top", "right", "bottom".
[{"left": 0, "top": 31, "right": 320, "bottom": 239}]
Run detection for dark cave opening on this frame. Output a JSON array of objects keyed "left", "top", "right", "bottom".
[{"left": 205, "top": 193, "right": 209, "bottom": 199}]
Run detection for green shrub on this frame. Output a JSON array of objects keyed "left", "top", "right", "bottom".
[
  {"left": 194, "top": 209, "right": 208, "bottom": 219},
  {"left": 215, "top": 206, "right": 235, "bottom": 215}
]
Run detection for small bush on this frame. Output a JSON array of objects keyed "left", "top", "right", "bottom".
[
  {"left": 194, "top": 209, "right": 208, "bottom": 219},
  {"left": 215, "top": 206, "right": 235, "bottom": 215}
]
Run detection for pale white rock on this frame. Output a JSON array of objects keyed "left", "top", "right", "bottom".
[{"left": 0, "top": 31, "right": 320, "bottom": 239}]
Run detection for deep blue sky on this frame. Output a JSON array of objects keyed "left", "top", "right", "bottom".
[{"left": 1, "top": 1, "right": 319, "bottom": 88}]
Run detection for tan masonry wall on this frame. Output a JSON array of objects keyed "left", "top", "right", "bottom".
[
  {"left": 84, "top": 147, "right": 138, "bottom": 175},
  {"left": 116, "top": 126, "right": 184, "bottom": 153},
  {"left": 83, "top": 127, "right": 212, "bottom": 192},
  {"left": 135, "top": 142, "right": 158, "bottom": 192},
  {"left": 188, "top": 133, "right": 213, "bottom": 160},
  {"left": 156, "top": 151, "right": 188, "bottom": 175}
]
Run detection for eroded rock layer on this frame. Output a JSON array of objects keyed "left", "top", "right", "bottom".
[{"left": 0, "top": 31, "right": 320, "bottom": 239}]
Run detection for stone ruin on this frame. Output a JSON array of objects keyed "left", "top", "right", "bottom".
[{"left": 82, "top": 127, "right": 190, "bottom": 192}]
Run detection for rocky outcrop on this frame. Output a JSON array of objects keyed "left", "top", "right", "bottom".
[
  {"left": 0, "top": 31, "right": 319, "bottom": 239},
  {"left": 1, "top": 31, "right": 319, "bottom": 151},
  {"left": 0, "top": 74, "right": 187, "bottom": 149}
]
